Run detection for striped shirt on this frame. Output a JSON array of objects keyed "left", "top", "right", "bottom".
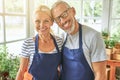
[{"left": 20, "top": 35, "right": 63, "bottom": 68}]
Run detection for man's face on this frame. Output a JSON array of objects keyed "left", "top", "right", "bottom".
[{"left": 52, "top": 4, "right": 75, "bottom": 34}]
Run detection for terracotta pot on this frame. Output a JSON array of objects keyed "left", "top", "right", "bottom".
[
  {"left": 106, "top": 48, "right": 113, "bottom": 60},
  {"left": 0, "top": 72, "right": 9, "bottom": 80},
  {"left": 115, "top": 42, "right": 120, "bottom": 49},
  {"left": 112, "top": 47, "right": 120, "bottom": 54},
  {"left": 112, "top": 53, "right": 120, "bottom": 60}
]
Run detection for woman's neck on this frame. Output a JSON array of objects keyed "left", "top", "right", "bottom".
[{"left": 39, "top": 33, "right": 52, "bottom": 43}]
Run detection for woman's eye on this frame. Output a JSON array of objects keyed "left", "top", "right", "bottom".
[
  {"left": 44, "top": 20, "right": 49, "bottom": 23},
  {"left": 35, "top": 20, "right": 40, "bottom": 23}
]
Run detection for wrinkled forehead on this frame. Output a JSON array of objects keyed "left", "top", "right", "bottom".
[{"left": 52, "top": 3, "right": 69, "bottom": 18}]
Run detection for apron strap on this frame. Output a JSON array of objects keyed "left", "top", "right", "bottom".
[
  {"left": 79, "top": 24, "right": 83, "bottom": 49},
  {"left": 35, "top": 34, "right": 39, "bottom": 54}
]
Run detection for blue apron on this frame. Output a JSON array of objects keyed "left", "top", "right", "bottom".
[
  {"left": 61, "top": 24, "right": 95, "bottom": 80},
  {"left": 29, "top": 34, "right": 61, "bottom": 80}
]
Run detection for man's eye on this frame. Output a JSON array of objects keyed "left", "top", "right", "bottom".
[{"left": 61, "top": 12, "right": 67, "bottom": 18}]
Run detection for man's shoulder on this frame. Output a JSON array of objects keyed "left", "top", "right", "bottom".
[{"left": 81, "top": 25, "right": 100, "bottom": 36}]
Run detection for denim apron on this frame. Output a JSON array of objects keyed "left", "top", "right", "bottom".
[
  {"left": 61, "top": 24, "right": 95, "bottom": 80},
  {"left": 29, "top": 34, "right": 61, "bottom": 80}
]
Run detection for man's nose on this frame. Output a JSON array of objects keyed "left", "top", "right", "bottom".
[{"left": 60, "top": 17, "right": 66, "bottom": 24}]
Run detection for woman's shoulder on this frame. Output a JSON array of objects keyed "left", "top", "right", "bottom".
[
  {"left": 22, "top": 37, "right": 35, "bottom": 46},
  {"left": 24, "top": 37, "right": 34, "bottom": 42}
]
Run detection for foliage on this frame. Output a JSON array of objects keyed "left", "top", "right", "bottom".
[
  {"left": 111, "top": 31, "right": 120, "bottom": 43},
  {"left": 0, "top": 46, "right": 20, "bottom": 80},
  {"left": 103, "top": 30, "right": 120, "bottom": 49},
  {"left": 101, "top": 31, "right": 117, "bottom": 48},
  {"left": 112, "top": 0, "right": 120, "bottom": 17},
  {"left": 84, "top": 1, "right": 102, "bottom": 17},
  {"left": 102, "top": 31, "right": 109, "bottom": 37},
  {"left": 94, "top": 1, "right": 102, "bottom": 17},
  {"left": 104, "top": 39, "right": 116, "bottom": 48}
]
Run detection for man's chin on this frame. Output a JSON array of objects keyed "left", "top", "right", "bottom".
[{"left": 65, "top": 26, "right": 75, "bottom": 34}]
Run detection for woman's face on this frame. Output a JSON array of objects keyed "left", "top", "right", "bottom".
[{"left": 34, "top": 12, "right": 53, "bottom": 36}]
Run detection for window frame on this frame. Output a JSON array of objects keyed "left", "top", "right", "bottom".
[{"left": 0, "top": 0, "right": 29, "bottom": 45}]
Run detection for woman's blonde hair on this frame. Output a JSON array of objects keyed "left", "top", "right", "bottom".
[{"left": 34, "top": 5, "right": 53, "bottom": 21}]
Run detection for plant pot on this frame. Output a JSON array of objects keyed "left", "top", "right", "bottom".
[
  {"left": 111, "top": 53, "right": 120, "bottom": 60},
  {"left": 106, "top": 48, "right": 113, "bottom": 60},
  {"left": 115, "top": 42, "right": 120, "bottom": 49},
  {"left": 112, "top": 47, "right": 120, "bottom": 54},
  {"left": 0, "top": 72, "right": 9, "bottom": 80}
]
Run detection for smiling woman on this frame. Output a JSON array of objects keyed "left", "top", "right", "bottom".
[{"left": 15, "top": 5, "right": 63, "bottom": 80}]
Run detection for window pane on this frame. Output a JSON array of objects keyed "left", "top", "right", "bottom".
[
  {"left": 82, "top": 18, "right": 102, "bottom": 32},
  {"left": 34, "top": 0, "right": 45, "bottom": 8},
  {"left": 112, "top": 0, "right": 120, "bottom": 18},
  {"left": 34, "top": 0, "right": 57, "bottom": 9},
  {"left": 83, "top": 0, "right": 102, "bottom": 17},
  {"left": 111, "top": 20, "right": 120, "bottom": 35},
  {"left": 0, "top": 0, "right": 2, "bottom": 12},
  {"left": 0, "top": 16, "right": 3, "bottom": 43},
  {"left": 5, "top": 16, "right": 26, "bottom": 41},
  {"left": 6, "top": 41, "right": 23, "bottom": 56},
  {"left": 46, "top": 0, "right": 58, "bottom": 8},
  {"left": 5, "top": 0, "right": 26, "bottom": 14}
]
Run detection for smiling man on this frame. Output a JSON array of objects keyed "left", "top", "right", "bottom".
[{"left": 51, "top": 1, "right": 107, "bottom": 80}]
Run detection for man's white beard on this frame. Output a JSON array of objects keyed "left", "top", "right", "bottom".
[{"left": 65, "top": 20, "right": 75, "bottom": 34}]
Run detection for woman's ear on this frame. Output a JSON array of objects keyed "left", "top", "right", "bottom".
[
  {"left": 50, "top": 20, "right": 53, "bottom": 26},
  {"left": 71, "top": 7, "right": 76, "bottom": 16}
]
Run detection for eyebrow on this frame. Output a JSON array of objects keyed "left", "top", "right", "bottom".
[{"left": 56, "top": 8, "right": 69, "bottom": 19}]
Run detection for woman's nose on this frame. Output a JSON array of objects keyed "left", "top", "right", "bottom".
[{"left": 39, "top": 22, "right": 44, "bottom": 28}]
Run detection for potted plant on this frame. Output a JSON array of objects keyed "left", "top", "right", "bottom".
[
  {"left": 104, "top": 39, "right": 116, "bottom": 60},
  {"left": 110, "top": 32, "right": 120, "bottom": 60},
  {"left": 102, "top": 31, "right": 109, "bottom": 40},
  {"left": 105, "top": 39, "right": 116, "bottom": 48},
  {"left": 0, "top": 46, "right": 19, "bottom": 80}
]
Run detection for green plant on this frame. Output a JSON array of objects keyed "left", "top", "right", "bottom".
[
  {"left": 0, "top": 46, "right": 19, "bottom": 80},
  {"left": 111, "top": 34, "right": 120, "bottom": 43},
  {"left": 102, "top": 31, "right": 109, "bottom": 41},
  {"left": 104, "top": 39, "right": 116, "bottom": 48},
  {"left": 102, "top": 31, "right": 109, "bottom": 37}
]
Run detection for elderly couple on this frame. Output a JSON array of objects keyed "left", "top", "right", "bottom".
[{"left": 16, "top": 1, "right": 107, "bottom": 80}]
